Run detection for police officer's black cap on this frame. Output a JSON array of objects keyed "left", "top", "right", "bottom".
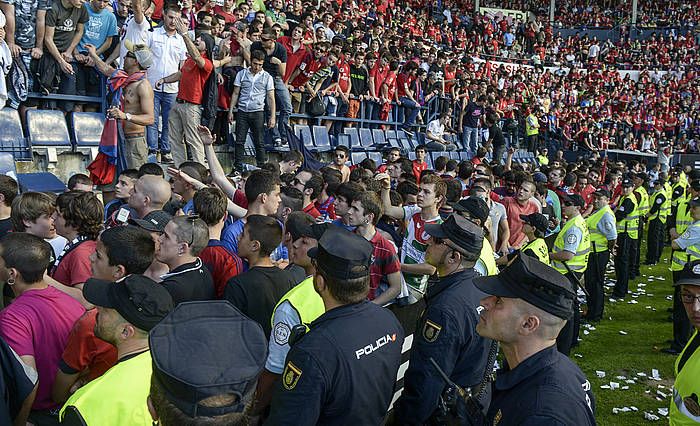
[
  {"left": 690, "top": 197, "right": 700, "bottom": 208},
  {"left": 653, "top": 179, "right": 664, "bottom": 186},
  {"left": 674, "top": 261, "right": 700, "bottom": 287},
  {"left": 288, "top": 219, "right": 329, "bottom": 242},
  {"left": 83, "top": 275, "right": 173, "bottom": 331},
  {"left": 634, "top": 172, "right": 648, "bottom": 181},
  {"left": 453, "top": 197, "right": 490, "bottom": 223},
  {"left": 308, "top": 226, "right": 373, "bottom": 279},
  {"left": 560, "top": 193, "right": 585, "bottom": 208},
  {"left": 474, "top": 255, "right": 575, "bottom": 320},
  {"left": 128, "top": 210, "right": 172, "bottom": 232},
  {"left": 425, "top": 214, "right": 484, "bottom": 255},
  {"left": 593, "top": 188, "right": 611, "bottom": 198},
  {"left": 150, "top": 301, "right": 267, "bottom": 418},
  {"left": 519, "top": 213, "right": 548, "bottom": 235},
  {"left": 621, "top": 178, "right": 634, "bottom": 187},
  {"left": 671, "top": 169, "right": 681, "bottom": 176}
]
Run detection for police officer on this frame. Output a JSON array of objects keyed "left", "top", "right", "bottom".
[
  {"left": 497, "top": 213, "right": 549, "bottom": 265},
  {"left": 394, "top": 215, "right": 494, "bottom": 425},
  {"left": 549, "top": 193, "right": 590, "bottom": 355},
  {"left": 670, "top": 169, "right": 687, "bottom": 226},
  {"left": 453, "top": 197, "right": 498, "bottom": 276},
  {"left": 148, "top": 301, "right": 268, "bottom": 425},
  {"left": 666, "top": 198, "right": 700, "bottom": 354},
  {"left": 584, "top": 188, "right": 617, "bottom": 322},
  {"left": 60, "top": 275, "right": 174, "bottom": 425},
  {"left": 266, "top": 227, "right": 405, "bottom": 425},
  {"left": 646, "top": 179, "right": 668, "bottom": 265},
  {"left": 632, "top": 172, "right": 649, "bottom": 279},
  {"left": 668, "top": 261, "right": 700, "bottom": 425},
  {"left": 613, "top": 178, "right": 639, "bottom": 299},
  {"left": 474, "top": 255, "right": 597, "bottom": 425}
]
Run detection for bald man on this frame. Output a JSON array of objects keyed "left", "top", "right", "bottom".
[{"left": 127, "top": 175, "right": 172, "bottom": 219}]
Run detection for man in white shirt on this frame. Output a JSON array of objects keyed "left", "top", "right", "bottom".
[{"left": 425, "top": 113, "right": 457, "bottom": 151}]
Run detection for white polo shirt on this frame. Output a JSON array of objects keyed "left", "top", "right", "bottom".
[{"left": 146, "top": 27, "right": 187, "bottom": 94}]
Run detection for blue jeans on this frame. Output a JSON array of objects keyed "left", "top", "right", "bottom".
[
  {"left": 364, "top": 100, "right": 381, "bottom": 128},
  {"left": 147, "top": 91, "right": 176, "bottom": 154},
  {"left": 399, "top": 97, "right": 419, "bottom": 129},
  {"left": 462, "top": 126, "right": 479, "bottom": 152},
  {"left": 272, "top": 76, "right": 291, "bottom": 142}
]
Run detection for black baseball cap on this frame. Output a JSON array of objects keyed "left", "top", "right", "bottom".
[
  {"left": 621, "top": 178, "right": 634, "bottom": 187},
  {"left": 83, "top": 275, "right": 173, "bottom": 331},
  {"left": 675, "top": 261, "right": 700, "bottom": 287},
  {"left": 308, "top": 226, "right": 373, "bottom": 279},
  {"left": 425, "top": 214, "right": 484, "bottom": 256},
  {"left": 453, "top": 197, "right": 490, "bottom": 224},
  {"left": 520, "top": 213, "right": 548, "bottom": 235},
  {"left": 653, "top": 179, "right": 664, "bottom": 187},
  {"left": 561, "top": 193, "right": 585, "bottom": 208},
  {"left": 287, "top": 219, "right": 329, "bottom": 242},
  {"left": 129, "top": 210, "right": 172, "bottom": 232},
  {"left": 150, "top": 301, "right": 267, "bottom": 418},
  {"left": 593, "top": 188, "right": 611, "bottom": 198},
  {"left": 474, "top": 255, "right": 575, "bottom": 320}
]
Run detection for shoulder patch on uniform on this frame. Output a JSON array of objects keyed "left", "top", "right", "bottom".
[
  {"left": 566, "top": 233, "right": 577, "bottom": 245},
  {"left": 422, "top": 319, "right": 442, "bottom": 342},
  {"left": 604, "top": 222, "right": 613, "bottom": 230},
  {"left": 282, "top": 361, "right": 302, "bottom": 390},
  {"left": 273, "top": 322, "right": 291, "bottom": 346},
  {"left": 618, "top": 206, "right": 625, "bottom": 212}
]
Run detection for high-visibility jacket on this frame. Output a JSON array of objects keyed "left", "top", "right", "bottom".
[
  {"left": 551, "top": 214, "right": 591, "bottom": 274},
  {"left": 671, "top": 196, "right": 693, "bottom": 272},
  {"left": 586, "top": 205, "right": 615, "bottom": 252},
  {"left": 634, "top": 186, "right": 649, "bottom": 218},
  {"left": 271, "top": 276, "right": 325, "bottom": 332},
  {"left": 684, "top": 221, "right": 700, "bottom": 264},
  {"left": 476, "top": 238, "right": 498, "bottom": 276},
  {"left": 663, "top": 182, "right": 674, "bottom": 218},
  {"left": 525, "top": 114, "right": 539, "bottom": 136},
  {"left": 521, "top": 238, "right": 549, "bottom": 264},
  {"left": 617, "top": 193, "right": 640, "bottom": 240},
  {"left": 59, "top": 351, "right": 152, "bottom": 425},
  {"left": 649, "top": 190, "right": 668, "bottom": 223},
  {"left": 671, "top": 181, "right": 687, "bottom": 209},
  {"left": 670, "top": 331, "right": 700, "bottom": 425}
]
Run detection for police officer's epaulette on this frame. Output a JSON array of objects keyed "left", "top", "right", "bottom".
[{"left": 288, "top": 324, "right": 307, "bottom": 347}]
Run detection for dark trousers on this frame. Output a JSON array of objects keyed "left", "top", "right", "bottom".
[
  {"left": 557, "top": 271, "right": 582, "bottom": 356},
  {"left": 584, "top": 249, "right": 609, "bottom": 321},
  {"left": 646, "top": 218, "right": 665, "bottom": 264},
  {"left": 632, "top": 220, "right": 644, "bottom": 278},
  {"left": 613, "top": 234, "right": 635, "bottom": 298},
  {"left": 672, "top": 271, "right": 692, "bottom": 350},
  {"left": 234, "top": 110, "right": 266, "bottom": 171}
]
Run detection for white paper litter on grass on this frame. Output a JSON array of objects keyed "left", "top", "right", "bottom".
[
  {"left": 657, "top": 390, "right": 667, "bottom": 398},
  {"left": 626, "top": 379, "right": 636, "bottom": 384},
  {"left": 657, "top": 408, "right": 669, "bottom": 416},
  {"left": 574, "top": 353, "right": 583, "bottom": 358},
  {"left": 637, "top": 372, "right": 648, "bottom": 377},
  {"left": 630, "top": 406, "right": 639, "bottom": 411},
  {"left": 622, "top": 386, "right": 629, "bottom": 390},
  {"left": 644, "top": 412, "right": 660, "bottom": 421},
  {"left": 651, "top": 369, "right": 661, "bottom": 380},
  {"left": 596, "top": 371, "right": 606, "bottom": 378},
  {"left": 615, "top": 375, "right": 626, "bottom": 380},
  {"left": 600, "top": 385, "right": 611, "bottom": 389},
  {"left": 610, "top": 382, "right": 620, "bottom": 390},
  {"left": 584, "top": 330, "right": 590, "bottom": 335},
  {"left": 619, "top": 330, "right": 628, "bottom": 335}
]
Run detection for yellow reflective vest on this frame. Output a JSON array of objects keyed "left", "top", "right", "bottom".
[
  {"left": 586, "top": 205, "right": 615, "bottom": 253},
  {"left": 672, "top": 196, "right": 694, "bottom": 272},
  {"left": 477, "top": 238, "right": 498, "bottom": 276},
  {"left": 521, "top": 238, "right": 549, "bottom": 264},
  {"left": 271, "top": 276, "right": 325, "bottom": 332},
  {"left": 59, "top": 351, "right": 152, "bottom": 425},
  {"left": 670, "top": 331, "right": 700, "bottom": 425},
  {"left": 649, "top": 190, "right": 668, "bottom": 223},
  {"left": 551, "top": 214, "right": 591, "bottom": 274},
  {"left": 634, "top": 186, "right": 649, "bottom": 218},
  {"left": 617, "top": 193, "right": 640, "bottom": 240},
  {"left": 663, "top": 182, "right": 674, "bottom": 219}
]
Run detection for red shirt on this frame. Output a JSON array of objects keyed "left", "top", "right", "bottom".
[
  {"left": 412, "top": 160, "right": 427, "bottom": 183},
  {"left": 61, "top": 309, "right": 118, "bottom": 381},
  {"left": 303, "top": 203, "right": 321, "bottom": 218},
  {"left": 290, "top": 52, "right": 323, "bottom": 88},
  {"left": 337, "top": 59, "right": 351, "bottom": 93},
  {"left": 278, "top": 36, "right": 308, "bottom": 82},
  {"left": 503, "top": 197, "right": 540, "bottom": 248},
  {"left": 370, "top": 61, "right": 388, "bottom": 97},
  {"left": 177, "top": 55, "right": 214, "bottom": 105},
  {"left": 200, "top": 240, "right": 244, "bottom": 299},
  {"left": 366, "top": 230, "right": 401, "bottom": 300},
  {"left": 52, "top": 240, "right": 97, "bottom": 286},
  {"left": 212, "top": 5, "right": 236, "bottom": 22},
  {"left": 396, "top": 73, "right": 412, "bottom": 98}
]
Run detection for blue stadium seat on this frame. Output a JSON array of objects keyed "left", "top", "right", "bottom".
[
  {"left": 244, "top": 134, "right": 256, "bottom": 156},
  {"left": 385, "top": 130, "right": 397, "bottom": 141},
  {"left": 398, "top": 137, "right": 412, "bottom": 152},
  {"left": 26, "top": 110, "right": 71, "bottom": 146},
  {"left": 311, "top": 126, "right": 332, "bottom": 152},
  {"left": 371, "top": 129, "right": 387, "bottom": 147},
  {"left": 336, "top": 133, "right": 352, "bottom": 151},
  {"left": 358, "top": 128, "right": 374, "bottom": 149},
  {"left": 342, "top": 127, "right": 362, "bottom": 150},
  {"left": 0, "top": 152, "right": 17, "bottom": 178},
  {"left": 351, "top": 151, "right": 368, "bottom": 165},
  {"left": 367, "top": 151, "right": 382, "bottom": 165},
  {"left": 294, "top": 124, "right": 314, "bottom": 151},
  {"left": 17, "top": 172, "right": 67, "bottom": 193},
  {"left": 71, "top": 112, "right": 105, "bottom": 146},
  {"left": 459, "top": 151, "right": 471, "bottom": 161},
  {"left": 431, "top": 151, "right": 449, "bottom": 165},
  {"left": 0, "top": 108, "right": 30, "bottom": 160},
  {"left": 449, "top": 151, "right": 461, "bottom": 160}
]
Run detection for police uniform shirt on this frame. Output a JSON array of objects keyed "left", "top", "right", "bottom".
[
  {"left": 615, "top": 197, "right": 636, "bottom": 222},
  {"left": 266, "top": 299, "right": 304, "bottom": 374},
  {"left": 266, "top": 302, "right": 404, "bottom": 426},
  {"left": 487, "top": 345, "right": 596, "bottom": 425},
  {"left": 561, "top": 224, "right": 584, "bottom": 254},
  {"left": 596, "top": 210, "right": 618, "bottom": 241},
  {"left": 675, "top": 221, "right": 700, "bottom": 251},
  {"left": 159, "top": 258, "right": 215, "bottom": 305},
  {"left": 395, "top": 269, "right": 493, "bottom": 424},
  {"left": 649, "top": 192, "right": 666, "bottom": 217}
]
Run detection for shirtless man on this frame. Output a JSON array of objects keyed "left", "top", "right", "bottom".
[{"left": 86, "top": 42, "right": 155, "bottom": 169}]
